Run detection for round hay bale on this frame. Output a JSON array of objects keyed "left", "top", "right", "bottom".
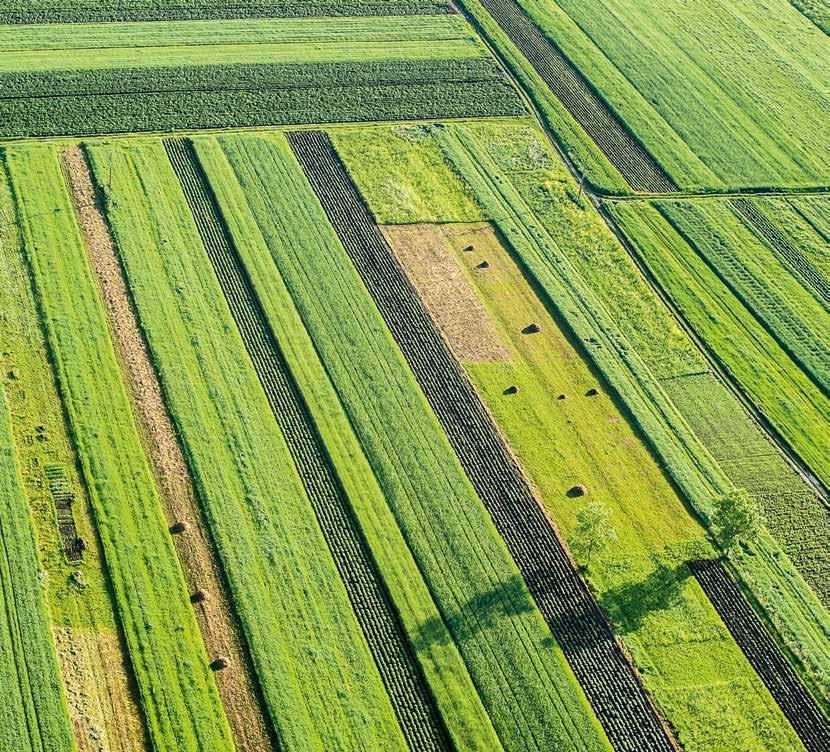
[
  {"left": 476, "top": 260, "right": 490, "bottom": 269},
  {"left": 190, "top": 590, "right": 208, "bottom": 604},
  {"left": 585, "top": 388, "right": 600, "bottom": 397},
  {"left": 210, "top": 656, "right": 230, "bottom": 671},
  {"left": 557, "top": 394, "right": 567, "bottom": 400},
  {"left": 523, "top": 322, "right": 541, "bottom": 334},
  {"left": 169, "top": 521, "right": 189, "bottom": 535},
  {"left": 504, "top": 385, "right": 519, "bottom": 395},
  {"left": 463, "top": 244, "right": 475, "bottom": 253},
  {"left": 567, "top": 484, "right": 588, "bottom": 498}
]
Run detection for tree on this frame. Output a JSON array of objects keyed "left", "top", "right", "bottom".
[
  {"left": 712, "top": 488, "right": 764, "bottom": 555},
  {"left": 571, "top": 501, "right": 618, "bottom": 570}
]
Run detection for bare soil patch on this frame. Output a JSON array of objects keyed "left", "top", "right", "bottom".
[{"left": 382, "top": 223, "right": 510, "bottom": 362}]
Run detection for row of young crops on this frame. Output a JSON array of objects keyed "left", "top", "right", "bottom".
[{"left": 0, "top": 0, "right": 454, "bottom": 24}]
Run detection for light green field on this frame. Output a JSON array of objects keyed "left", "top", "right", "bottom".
[{"left": 5, "top": 144, "right": 234, "bottom": 752}]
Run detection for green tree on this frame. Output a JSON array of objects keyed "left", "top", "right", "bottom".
[
  {"left": 712, "top": 488, "right": 764, "bottom": 555},
  {"left": 571, "top": 501, "right": 618, "bottom": 570}
]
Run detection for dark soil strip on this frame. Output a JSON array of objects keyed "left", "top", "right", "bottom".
[
  {"left": 689, "top": 560, "right": 830, "bottom": 751},
  {"left": 163, "top": 137, "right": 451, "bottom": 752},
  {"left": 731, "top": 198, "right": 830, "bottom": 306},
  {"left": 469, "top": 0, "right": 676, "bottom": 193},
  {"left": 44, "top": 464, "right": 83, "bottom": 562},
  {"left": 288, "top": 128, "right": 678, "bottom": 752}
]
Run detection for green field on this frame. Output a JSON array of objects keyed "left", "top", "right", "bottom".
[{"left": 0, "top": 4, "right": 828, "bottom": 752}]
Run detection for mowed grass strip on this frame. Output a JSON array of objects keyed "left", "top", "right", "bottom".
[
  {"left": 84, "top": 140, "right": 409, "bottom": 752},
  {"left": 216, "top": 131, "right": 612, "bottom": 752},
  {"left": 190, "top": 134, "right": 503, "bottom": 752},
  {"left": 4, "top": 144, "right": 235, "bottom": 752},
  {"left": 0, "top": 382, "right": 76, "bottom": 752}
]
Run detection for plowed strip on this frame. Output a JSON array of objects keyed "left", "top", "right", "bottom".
[
  {"left": 288, "top": 128, "right": 678, "bottom": 752},
  {"left": 689, "top": 560, "right": 830, "bottom": 752},
  {"left": 163, "top": 137, "right": 451, "bottom": 752}
]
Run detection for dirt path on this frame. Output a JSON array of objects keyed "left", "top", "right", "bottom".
[{"left": 62, "top": 146, "right": 275, "bottom": 752}]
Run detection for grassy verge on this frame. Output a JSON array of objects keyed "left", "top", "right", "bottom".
[
  {"left": 85, "top": 139, "right": 410, "bottom": 752},
  {"left": 5, "top": 143, "right": 234, "bottom": 752}
]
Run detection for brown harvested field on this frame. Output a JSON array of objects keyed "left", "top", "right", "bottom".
[
  {"left": 382, "top": 223, "right": 511, "bottom": 362},
  {"left": 62, "top": 146, "right": 274, "bottom": 752}
]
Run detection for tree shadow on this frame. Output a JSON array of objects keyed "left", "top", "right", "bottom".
[
  {"left": 412, "top": 574, "right": 538, "bottom": 651},
  {"left": 599, "top": 556, "right": 691, "bottom": 634}
]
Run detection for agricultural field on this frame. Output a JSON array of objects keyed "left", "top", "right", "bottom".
[{"left": 0, "top": 3, "right": 828, "bottom": 752}]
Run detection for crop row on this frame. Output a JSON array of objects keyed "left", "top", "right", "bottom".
[
  {"left": 731, "top": 198, "right": 830, "bottom": 307},
  {"left": 6, "top": 144, "right": 235, "bottom": 752},
  {"left": 288, "top": 128, "right": 676, "bottom": 752},
  {"left": 690, "top": 560, "right": 830, "bottom": 752},
  {"left": 0, "top": 80, "right": 524, "bottom": 139},
  {"left": 469, "top": 0, "right": 675, "bottom": 193},
  {"left": 85, "top": 139, "right": 411, "bottom": 752},
  {"left": 657, "top": 200, "right": 829, "bottom": 395},
  {"left": 0, "top": 383, "right": 76, "bottom": 752},
  {"left": 0, "top": 59, "right": 503, "bottom": 99},
  {"left": 164, "top": 136, "right": 449, "bottom": 752},
  {"left": 218, "top": 130, "right": 611, "bottom": 752},
  {"left": 0, "top": 0, "right": 452, "bottom": 24}
]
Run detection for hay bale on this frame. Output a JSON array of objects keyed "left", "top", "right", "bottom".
[
  {"left": 169, "top": 521, "right": 189, "bottom": 535},
  {"left": 504, "top": 385, "right": 519, "bottom": 395},
  {"left": 476, "top": 260, "right": 490, "bottom": 269},
  {"left": 567, "top": 484, "right": 588, "bottom": 498},
  {"left": 523, "top": 322, "right": 541, "bottom": 334},
  {"left": 190, "top": 590, "right": 208, "bottom": 604},
  {"left": 463, "top": 245, "right": 475, "bottom": 253},
  {"left": 585, "top": 387, "right": 600, "bottom": 397},
  {"left": 210, "top": 656, "right": 230, "bottom": 671},
  {"left": 557, "top": 394, "right": 567, "bottom": 400}
]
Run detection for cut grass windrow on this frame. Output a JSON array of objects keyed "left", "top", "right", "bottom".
[
  {"left": 0, "top": 382, "right": 76, "bottom": 752},
  {"left": 459, "top": 0, "right": 676, "bottom": 193},
  {"left": 288, "top": 128, "right": 677, "bottom": 752},
  {"left": 163, "top": 136, "right": 450, "bottom": 752},
  {"left": 4, "top": 143, "right": 235, "bottom": 752},
  {"left": 689, "top": 560, "right": 830, "bottom": 752}
]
